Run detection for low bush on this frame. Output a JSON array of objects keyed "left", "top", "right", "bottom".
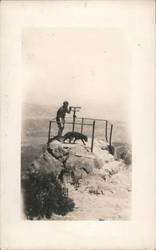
[
  {"left": 112, "top": 143, "right": 132, "bottom": 166},
  {"left": 22, "top": 171, "right": 75, "bottom": 220}
]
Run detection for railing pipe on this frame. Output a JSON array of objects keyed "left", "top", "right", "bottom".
[
  {"left": 91, "top": 120, "right": 96, "bottom": 152},
  {"left": 72, "top": 110, "right": 76, "bottom": 131},
  {"left": 48, "top": 120, "right": 52, "bottom": 142},
  {"left": 50, "top": 121, "right": 92, "bottom": 126},
  {"left": 81, "top": 118, "right": 84, "bottom": 133},
  {"left": 105, "top": 120, "right": 108, "bottom": 142},
  {"left": 109, "top": 124, "right": 113, "bottom": 146}
]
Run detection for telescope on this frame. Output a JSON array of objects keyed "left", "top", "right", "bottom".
[{"left": 70, "top": 106, "right": 81, "bottom": 110}]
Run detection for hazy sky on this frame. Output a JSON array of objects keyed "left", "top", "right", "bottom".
[{"left": 22, "top": 28, "right": 129, "bottom": 120}]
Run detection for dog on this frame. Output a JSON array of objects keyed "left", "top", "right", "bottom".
[{"left": 63, "top": 131, "right": 88, "bottom": 145}]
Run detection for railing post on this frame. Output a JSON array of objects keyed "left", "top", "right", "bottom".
[
  {"left": 72, "top": 109, "right": 76, "bottom": 131},
  {"left": 105, "top": 120, "right": 108, "bottom": 142},
  {"left": 48, "top": 121, "right": 52, "bottom": 142},
  {"left": 91, "top": 120, "right": 96, "bottom": 152},
  {"left": 109, "top": 124, "right": 113, "bottom": 146},
  {"left": 81, "top": 118, "right": 84, "bottom": 133}
]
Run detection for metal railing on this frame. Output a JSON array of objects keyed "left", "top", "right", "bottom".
[{"left": 48, "top": 117, "right": 113, "bottom": 153}]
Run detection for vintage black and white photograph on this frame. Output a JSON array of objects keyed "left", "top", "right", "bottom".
[
  {"left": 21, "top": 28, "right": 132, "bottom": 220},
  {"left": 1, "top": 0, "right": 155, "bottom": 249}
]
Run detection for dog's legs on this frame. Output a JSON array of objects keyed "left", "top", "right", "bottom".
[
  {"left": 63, "top": 137, "right": 66, "bottom": 144},
  {"left": 82, "top": 139, "right": 86, "bottom": 145},
  {"left": 73, "top": 138, "right": 77, "bottom": 144}
]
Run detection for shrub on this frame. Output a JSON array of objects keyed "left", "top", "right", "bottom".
[
  {"left": 22, "top": 171, "right": 75, "bottom": 219},
  {"left": 123, "top": 152, "right": 132, "bottom": 166},
  {"left": 113, "top": 143, "right": 132, "bottom": 166}
]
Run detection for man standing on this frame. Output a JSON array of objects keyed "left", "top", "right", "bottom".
[{"left": 56, "top": 101, "right": 71, "bottom": 136}]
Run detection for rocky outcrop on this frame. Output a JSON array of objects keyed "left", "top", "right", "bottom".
[
  {"left": 47, "top": 140, "right": 69, "bottom": 163},
  {"left": 23, "top": 142, "right": 66, "bottom": 180},
  {"left": 29, "top": 151, "right": 64, "bottom": 178},
  {"left": 22, "top": 138, "right": 131, "bottom": 220},
  {"left": 24, "top": 139, "right": 129, "bottom": 188}
]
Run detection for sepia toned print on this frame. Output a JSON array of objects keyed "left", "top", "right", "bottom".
[
  {"left": 0, "top": 0, "right": 155, "bottom": 249},
  {"left": 21, "top": 28, "right": 132, "bottom": 220}
]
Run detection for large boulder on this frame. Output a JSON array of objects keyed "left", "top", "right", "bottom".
[
  {"left": 48, "top": 140, "right": 69, "bottom": 163},
  {"left": 69, "top": 144, "right": 90, "bottom": 155},
  {"left": 27, "top": 151, "right": 64, "bottom": 179},
  {"left": 66, "top": 154, "right": 94, "bottom": 174},
  {"left": 64, "top": 153, "right": 101, "bottom": 186}
]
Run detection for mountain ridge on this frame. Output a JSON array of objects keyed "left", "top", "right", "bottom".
[{"left": 22, "top": 102, "right": 128, "bottom": 122}]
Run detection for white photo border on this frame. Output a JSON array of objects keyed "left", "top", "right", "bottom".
[{"left": 0, "top": 0, "right": 155, "bottom": 249}]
